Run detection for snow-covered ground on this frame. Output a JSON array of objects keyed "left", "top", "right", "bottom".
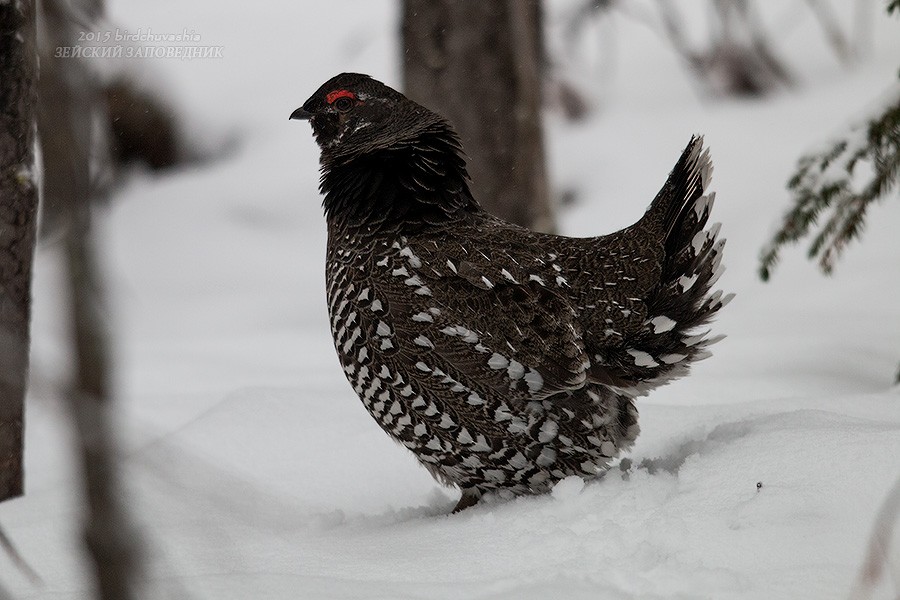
[{"left": 2, "top": 1, "right": 900, "bottom": 599}]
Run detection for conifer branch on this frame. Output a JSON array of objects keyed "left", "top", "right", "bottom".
[{"left": 760, "top": 79, "right": 900, "bottom": 279}]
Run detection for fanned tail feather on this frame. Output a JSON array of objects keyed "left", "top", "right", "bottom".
[{"left": 630, "top": 136, "right": 732, "bottom": 392}]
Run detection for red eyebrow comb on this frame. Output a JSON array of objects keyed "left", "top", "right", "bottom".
[{"left": 326, "top": 89, "right": 355, "bottom": 104}]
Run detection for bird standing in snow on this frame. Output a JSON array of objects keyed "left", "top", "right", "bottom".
[{"left": 291, "top": 73, "right": 730, "bottom": 512}]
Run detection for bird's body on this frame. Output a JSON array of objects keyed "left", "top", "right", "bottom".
[{"left": 293, "top": 73, "right": 730, "bottom": 511}]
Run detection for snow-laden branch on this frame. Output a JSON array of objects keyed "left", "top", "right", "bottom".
[{"left": 760, "top": 78, "right": 900, "bottom": 279}]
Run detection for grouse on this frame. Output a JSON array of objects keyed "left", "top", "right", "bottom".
[{"left": 291, "top": 73, "right": 730, "bottom": 512}]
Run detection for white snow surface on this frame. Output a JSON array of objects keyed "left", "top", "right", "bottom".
[{"left": 3, "top": 1, "right": 900, "bottom": 599}]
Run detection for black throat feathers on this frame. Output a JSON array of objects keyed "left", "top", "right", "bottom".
[{"left": 319, "top": 123, "right": 481, "bottom": 232}]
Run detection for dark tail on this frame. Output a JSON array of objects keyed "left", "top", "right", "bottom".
[{"left": 632, "top": 136, "right": 732, "bottom": 392}]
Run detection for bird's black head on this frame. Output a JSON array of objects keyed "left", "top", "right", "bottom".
[
  {"left": 291, "top": 73, "right": 479, "bottom": 229},
  {"left": 291, "top": 73, "right": 445, "bottom": 166}
]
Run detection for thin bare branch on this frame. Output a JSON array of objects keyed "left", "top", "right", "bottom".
[
  {"left": 805, "top": 0, "right": 854, "bottom": 63},
  {"left": 0, "top": 523, "right": 42, "bottom": 586},
  {"left": 849, "top": 476, "right": 900, "bottom": 600},
  {"left": 42, "top": 0, "right": 146, "bottom": 597}
]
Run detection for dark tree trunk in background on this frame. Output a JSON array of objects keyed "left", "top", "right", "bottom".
[
  {"left": 403, "top": 0, "right": 555, "bottom": 232},
  {"left": 0, "top": 0, "right": 38, "bottom": 503}
]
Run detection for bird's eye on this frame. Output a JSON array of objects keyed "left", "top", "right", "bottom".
[{"left": 334, "top": 97, "right": 353, "bottom": 112}]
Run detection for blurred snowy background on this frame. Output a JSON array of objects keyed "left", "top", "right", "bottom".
[{"left": 1, "top": 1, "right": 899, "bottom": 599}]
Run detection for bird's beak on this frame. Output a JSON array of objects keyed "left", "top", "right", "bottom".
[{"left": 289, "top": 106, "right": 313, "bottom": 121}]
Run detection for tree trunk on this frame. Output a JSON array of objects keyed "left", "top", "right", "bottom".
[
  {"left": 41, "top": 0, "right": 143, "bottom": 596},
  {"left": 0, "top": 0, "right": 39, "bottom": 503},
  {"left": 65, "top": 207, "right": 140, "bottom": 600},
  {"left": 402, "top": 0, "right": 555, "bottom": 232}
]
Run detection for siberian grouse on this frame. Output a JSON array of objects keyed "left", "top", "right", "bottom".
[{"left": 291, "top": 73, "right": 730, "bottom": 512}]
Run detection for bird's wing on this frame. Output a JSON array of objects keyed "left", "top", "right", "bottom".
[{"left": 390, "top": 256, "right": 593, "bottom": 404}]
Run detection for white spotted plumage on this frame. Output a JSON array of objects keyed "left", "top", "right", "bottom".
[{"left": 305, "top": 76, "right": 727, "bottom": 512}]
